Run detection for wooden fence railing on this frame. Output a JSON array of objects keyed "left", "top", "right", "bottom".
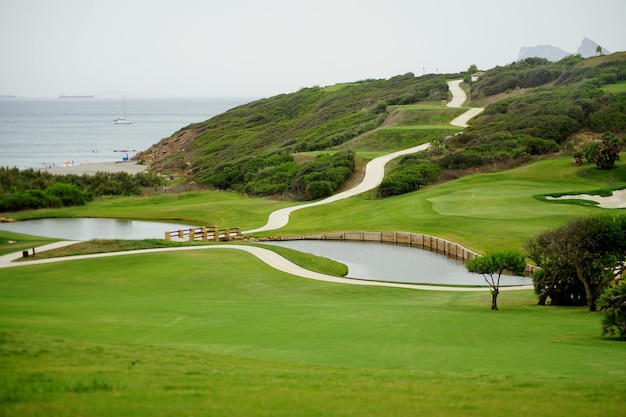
[{"left": 165, "top": 226, "right": 241, "bottom": 242}]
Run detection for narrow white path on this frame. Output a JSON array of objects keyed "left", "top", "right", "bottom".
[
  {"left": 447, "top": 79, "right": 485, "bottom": 127},
  {"left": 245, "top": 80, "right": 484, "bottom": 234},
  {"left": 446, "top": 79, "right": 467, "bottom": 108},
  {"left": 244, "top": 142, "right": 431, "bottom": 233},
  {"left": 450, "top": 107, "right": 485, "bottom": 128}
]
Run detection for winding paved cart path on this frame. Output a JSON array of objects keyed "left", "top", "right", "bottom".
[{"left": 244, "top": 80, "right": 483, "bottom": 234}]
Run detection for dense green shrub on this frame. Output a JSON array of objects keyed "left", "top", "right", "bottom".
[
  {"left": 522, "top": 135, "right": 560, "bottom": 154},
  {"left": 583, "top": 132, "right": 623, "bottom": 170},
  {"left": 0, "top": 183, "right": 87, "bottom": 211},
  {"left": 378, "top": 157, "right": 441, "bottom": 198},
  {"left": 243, "top": 162, "right": 300, "bottom": 195},
  {"left": 588, "top": 93, "right": 626, "bottom": 132},
  {"left": 306, "top": 181, "right": 335, "bottom": 200},
  {"left": 202, "top": 149, "right": 355, "bottom": 200},
  {"left": 0, "top": 167, "right": 163, "bottom": 212},
  {"left": 205, "top": 151, "right": 295, "bottom": 192},
  {"left": 0, "top": 189, "right": 55, "bottom": 211},
  {"left": 44, "top": 183, "right": 87, "bottom": 206},
  {"left": 598, "top": 282, "right": 626, "bottom": 339},
  {"left": 292, "top": 150, "right": 355, "bottom": 200},
  {"left": 436, "top": 150, "right": 486, "bottom": 170}
]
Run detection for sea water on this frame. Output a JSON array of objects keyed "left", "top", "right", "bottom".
[{"left": 0, "top": 96, "right": 253, "bottom": 170}]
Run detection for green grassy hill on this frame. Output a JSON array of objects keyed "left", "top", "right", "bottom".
[
  {"left": 136, "top": 52, "right": 626, "bottom": 202},
  {"left": 136, "top": 74, "right": 452, "bottom": 196}
]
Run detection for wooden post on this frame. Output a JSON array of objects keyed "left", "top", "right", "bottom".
[
  {"left": 178, "top": 230, "right": 184, "bottom": 239},
  {"left": 201, "top": 226, "right": 207, "bottom": 240},
  {"left": 224, "top": 228, "right": 230, "bottom": 241},
  {"left": 236, "top": 227, "right": 241, "bottom": 236},
  {"left": 165, "top": 231, "right": 171, "bottom": 240},
  {"left": 213, "top": 225, "right": 219, "bottom": 241}
]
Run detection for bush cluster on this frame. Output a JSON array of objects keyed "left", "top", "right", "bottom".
[
  {"left": 526, "top": 214, "right": 626, "bottom": 311},
  {"left": 583, "top": 132, "right": 623, "bottom": 170},
  {"left": 378, "top": 155, "right": 441, "bottom": 198},
  {"left": 440, "top": 58, "right": 626, "bottom": 172},
  {"left": 0, "top": 183, "right": 86, "bottom": 211},
  {"left": 202, "top": 150, "right": 356, "bottom": 200},
  {"left": 470, "top": 57, "right": 564, "bottom": 97},
  {"left": 292, "top": 150, "right": 355, "bottom": 200},
  {"left": 588, "top": 93, "right": 626, "bottom": 132},
  {"left": 436, "top": 132, "right": 558, "bottom": 170},
  {"left": 598, "top": 282, "right": 626, "bottom": 339},
  {"left": 0, "top": 167, "right": 163, "bottom": 212},
  {"left": 205, "top": 151, "right": 297, "bottom": 194}
]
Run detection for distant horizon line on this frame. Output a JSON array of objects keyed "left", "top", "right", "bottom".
[{"left": 0, "top": 95, "right": 261, "bottom": 100}]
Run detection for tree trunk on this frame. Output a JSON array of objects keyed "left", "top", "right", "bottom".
[
  {"left": 491, "top": 288, "right": 499, "bottom": 310},
  {"left": 573, "top": 262, "right": 596, "bottom": 311}
]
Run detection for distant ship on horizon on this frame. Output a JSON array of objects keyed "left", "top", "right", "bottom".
[{"left": 58, "top": 95, "right": 95, "bottom": 99}]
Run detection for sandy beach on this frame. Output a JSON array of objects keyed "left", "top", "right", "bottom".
[{"left": 43, "top": 161, "right": 148, "bottom": 176}]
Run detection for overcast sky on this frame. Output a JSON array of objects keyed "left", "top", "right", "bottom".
[{"left": 1, "top": 0, "right": 625, "bottom": 98}]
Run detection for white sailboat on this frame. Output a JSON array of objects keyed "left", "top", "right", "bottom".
[{"left": 113, "top": 96, "right": 133, "bottom": 124}]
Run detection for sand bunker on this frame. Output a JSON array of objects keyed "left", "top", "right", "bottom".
[{"left": 545, "top": 189, "right": 626, "bottom": 209}]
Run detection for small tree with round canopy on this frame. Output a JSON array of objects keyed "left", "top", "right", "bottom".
[{"left": 466, "top": 251, "right": 527, "bottom": 310}]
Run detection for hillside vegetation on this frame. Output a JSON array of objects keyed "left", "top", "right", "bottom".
[
  {"left": 136, "top": 52, "right": 626, "bottom": 201},
  {"left": 441, "top": 53, "right": 626, "bottom": 171},
  {"left": 136, "top": 74, "right": 451, "bottom": 199}
]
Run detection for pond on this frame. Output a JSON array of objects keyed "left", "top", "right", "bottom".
[
  {"left": 0, "top": 218, "right": 196, "bottom": 241},
  {"left": 262, "top": 240, "right": 533, "bottom": 286}
]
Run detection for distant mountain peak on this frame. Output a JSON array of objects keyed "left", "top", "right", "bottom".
[
  {"left": 577, "top": 37, "right": 610, "bottom": 57},
  {"left": 518, "top": 44, "right": 570, "bottom": 62},
  {"left": 518, "top": 37, "right": 610, "bottom": 62}
]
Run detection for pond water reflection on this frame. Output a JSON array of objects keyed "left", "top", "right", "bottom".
[
  {"left": 0, "top": 218, "right": 196, "bottom": 241},
  {"left": 262, "top": 240, "right": 532, "bottom": 286}
]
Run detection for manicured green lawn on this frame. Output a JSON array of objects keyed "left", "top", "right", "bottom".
[{"left": 1, "top": 249, "right": 624, "bottom": 416}]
